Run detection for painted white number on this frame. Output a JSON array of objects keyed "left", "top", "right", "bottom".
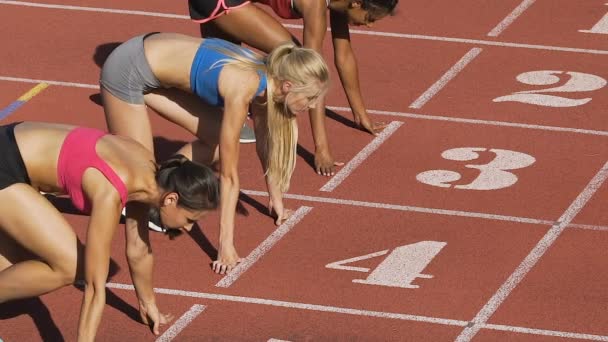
[
  {"left": 326, "top": 241, "right": 446, "bottom": 289},
  {"left": 416, "top": 147, "right": 535, "bottom": 190},
  {"left": 579, "top": 3, "right": 608, "bottom": 34},
  {"left": 493, "top": 70, "right": 606, "bottom": 107}
]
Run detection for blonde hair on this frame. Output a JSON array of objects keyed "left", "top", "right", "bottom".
[{"left": 209, "top": 40, "right": 330, "bottom": 192}]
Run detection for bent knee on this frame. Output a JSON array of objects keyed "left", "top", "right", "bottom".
[{"left": 49, "top": 257, "right": 78, "bottom": 285}]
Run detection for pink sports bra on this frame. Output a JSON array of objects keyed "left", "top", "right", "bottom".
[{"left": 57, "top": 127, "right": 128, "bottom": 213}]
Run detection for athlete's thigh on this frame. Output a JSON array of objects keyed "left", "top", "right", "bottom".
[
  {"left": 144, "top": 88, "right": 223, "bottom": 145},
  {"left": 0, "top": 229, "right": 36, "bottom": 272},
  {"left": 102, "top": 87, "right": 154, "bottom": 152},
  {"left": 212, "top": 4, "right": 295, "bottom": 53},
  {"left": 0, "top": 184, "right": 78, "bottom": 270},
  {"left": 201, "top": 21, "right": 243, "bottom": 45}
]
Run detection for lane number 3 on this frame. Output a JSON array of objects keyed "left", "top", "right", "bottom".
[{"left": 416, "top": 147, "right": 535, "bottom": 190}]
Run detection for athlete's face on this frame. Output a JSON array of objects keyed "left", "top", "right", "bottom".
[
  {"left": 158, "top": 192, "right": 206, "bottom": 237},
  {"left": 345, "top": 1, "right": 389, "bottom": 27},
  {"left": 281, "top": 81, "right": 325, "bottom": 116}
]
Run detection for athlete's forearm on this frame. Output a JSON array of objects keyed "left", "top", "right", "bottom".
[{"left": 335, "top": 50, "right": 367, "bottom": 117}]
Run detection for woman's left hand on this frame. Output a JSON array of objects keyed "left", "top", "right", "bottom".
[
  {"left": 139, "top": 301, "right": 174, "bottom": 336},
  {"left": 269, "top": 200, "right": 294, "bottom": 226}
]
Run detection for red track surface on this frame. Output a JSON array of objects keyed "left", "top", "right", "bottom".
[{"left": 1, "top": 1, "right": 608, "bottom": 341}]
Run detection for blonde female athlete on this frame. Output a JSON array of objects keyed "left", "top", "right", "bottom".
[{"left": 188, "top": 0, "right": 398, "bottom": 175}]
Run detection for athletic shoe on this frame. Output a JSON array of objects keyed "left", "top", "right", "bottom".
[
  {"left": 239, "top": 123, "right": 256, "bottom": 143},
  {"left": 121, "top": 207, "right": 166, "bottom": 232}
]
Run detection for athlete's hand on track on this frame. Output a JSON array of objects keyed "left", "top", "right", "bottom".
[
  {"left": 355, "top": 114, "right": 387, "bottom": 136},
  {"left": 315, "top": 148, "right": 344, "bottom": 176},
  {"left": 139, "top": 301, "right": 173, "bottom": 336},
  {"left": 213, "top": 244, "right": 243, "bottom": 275}
]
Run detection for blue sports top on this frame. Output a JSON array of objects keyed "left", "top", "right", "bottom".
[{"left": 190, "top": 38, "right": 267, "bottom": 107}]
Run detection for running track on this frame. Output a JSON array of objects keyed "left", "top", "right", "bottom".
[{"left": 1, "top": 0, "right": 608, "bottom": 341}]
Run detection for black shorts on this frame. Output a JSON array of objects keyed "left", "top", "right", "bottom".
[
  {"left": 188, "top": 0, "right": 249, "bottom": 21},
  {"left": 0, "top": 122, "right": 31, "bottom": 191}
]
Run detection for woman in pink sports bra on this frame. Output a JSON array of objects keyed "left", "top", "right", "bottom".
[
  {"left": 0, "top": 121, "right": 219, "bottom": 341},
  {"left": 188, "top": 0, "right": 398, "bottom": 176}
]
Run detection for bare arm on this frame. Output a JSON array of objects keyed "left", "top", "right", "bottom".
[
  {"left": 252, "top": 102, "right": 293, "bottom": 225},
  {"left": 124, "top": 201, "right": 172, "bottom": 335},
  {"left": 330, "top": 11, "right": 385, "bottom": 135},
  {"left": 213, "top": 68, "right": 256, "bottom": 274},
  {"left": 77, "top": 173, "right": 122, "bottom": 342},
  {"left": 298, "top": 0, "right": 341, "bottom": 176}
]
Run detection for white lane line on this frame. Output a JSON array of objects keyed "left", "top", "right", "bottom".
[
  {"left": 409, "top": 48, "right": 482, "bottom": 109},
  {"left": 106, "top": 282, "right": 608, "bottom": 341},
  {"left": 0, "top": 0, "right": 188, "bottom": 18},
  {"left": 320, "top": 121, "right": 403, "bottom": 192},
  {"left": 155, "top": 304, "right": 206, "bottom": 342},
  {"left": 107, "top": 282, "right": 467, "bottom": 326},
  {"left": 244, "top": 191, "right": 608, "bottom": 231},
  {"left": 1, "top": 1, "right": 608, "bottom": 55},
  {"left": 215, "top": 206, "right": 312, "bottom": 288},
  {"left": 484, "top": 323, "right": 608, "bottom": 341},
  {"left": 327, "top": 106, "right": 608, "bottom": 137},
  {"left": 3, "top": 75, "right": 608, "bottom": 138},
  {"left": 455, "top": 161, "right": 608, "bottom": 342},
  {"left": 243, "top": 190, "right": 553, "bottom": 225},
  {"left": 343, "top": 29, "right": 608, "bottom": 55},
  {"left": 0, "top": 76, "right": 98, "bottom": 89},
  {"left": 568, "top": 223, "right": 608, "bottom": 232},
  {"left": 487, "top": 0, "right": 536, "bottom": 37}
]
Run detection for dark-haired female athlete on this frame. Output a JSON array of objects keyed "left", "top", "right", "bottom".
[
  {"left": 189, "top": 0, "right": 399, "bottom": 175},
  {"left": 0, "top": 121, "right": 219, "bottom": 341}
]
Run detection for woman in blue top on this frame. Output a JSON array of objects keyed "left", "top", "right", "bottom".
[{"left": 100, "top": 33, "right": 329, "bottom": 275}]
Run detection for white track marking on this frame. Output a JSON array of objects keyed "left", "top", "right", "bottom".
[
  {"left": 0, "top": 0, "right": 188, "bottom": 18},
  {"left": 215, "top": 207, "right": 312, "bottom": 288},
  {"left": 1, "top": 1, "right": 608, "bottom": 55},
  {"left": 320, "top": 122, "right": 403, "bottom": 191},
  {"left": 410, "top": 48, "right": 482, "bottom": 109},
  {"left": 243, "top": 190, "right": 552, "bottom": 225},
  {"left": 107, "top": 282, "right": 469, "bottom": 326},
  {"left": 327, "top": 106, "right": 608, "bottom": 137},
  {"left": 3, "top": 75, "right": 608, "bottom": 137},
  {"left": 568, "top": 223, "right": 608, "bottom": 232},
  {"left": 0, "top": 76, "right": 98, "bottom": 89},
  {"left": 487, "top": 0, "right": 536, "bottom": 37},
  {"left": 455, "top": 161, "right": 608, "bottom": 341},
  {"left": 243, "top": 190, "right": 608, "bottom": 231},
  {"left": 106, "top": 283, "right": 608, "bottom": 341},
  {"left": 155, "top": 305, "right": 206, "bottom": 342}
]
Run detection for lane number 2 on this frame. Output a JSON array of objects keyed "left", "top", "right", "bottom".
[
  {"left": 416, "top": 147, "right": 535, "bottom": 190},
  {"left": 326, "top": 241, "right": 446, "bottom": 289},
  {"left": 493, "top": 70, "right": 606, "bottom": 107}
]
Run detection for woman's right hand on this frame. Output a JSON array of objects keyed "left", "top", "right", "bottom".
[
  {"left": 213, "top": 243, "right": 242, "bottom": 274},
  {"left": 139, "top": 301, "right": 174, "bottom": 336}
]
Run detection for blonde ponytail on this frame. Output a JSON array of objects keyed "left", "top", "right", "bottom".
[
  {"left": 208, "top": 40, "right": 329, "bottom": 192},
  {"left": 264, "top": 43, "right": 329, "bottom": 192}
]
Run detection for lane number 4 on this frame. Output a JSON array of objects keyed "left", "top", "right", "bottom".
[{"left": 326, "top": 241, "right": 446, "bottom": 289}]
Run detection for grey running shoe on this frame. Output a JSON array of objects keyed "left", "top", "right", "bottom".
[{"left": 239, "top": 123, "right": 256, "bottom": 143}]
